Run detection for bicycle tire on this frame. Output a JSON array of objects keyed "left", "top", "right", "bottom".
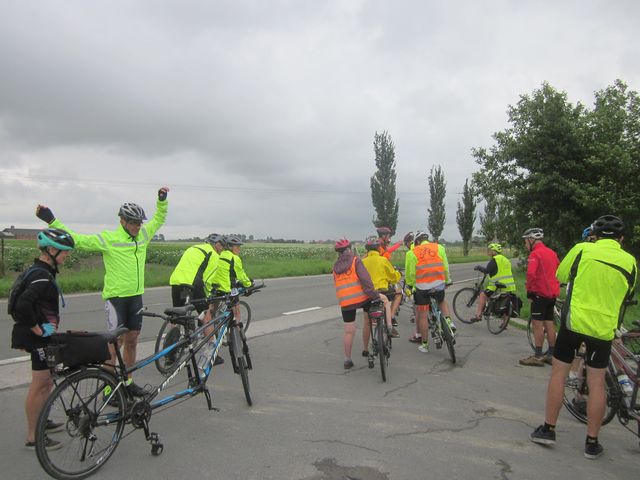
[
  {"left": 562, "top": 364, "right": 618, "bottom": 426},
  {"left": 486, "top": 312, "right": 509, "bottom": 335},
  {"left": 452, "top": 287, "right": 479, "bottom": 324},
  {"left": 229, "top": 327, "right": 253, "bottom": 406},
  {"left": 440, "top": 315, "right": 456, "bottom": 364},
  {"left": 237, "top": 300, "right": 252, "bottom": 333},
  {"left": 154, "top": 322, "right": 188, "bottom": 376},
  {"left": 36, "top": 368, "right": 126, "bottom": 480},
  {"left": 376, "top": 318, "right": 388, "bottom": 382}
]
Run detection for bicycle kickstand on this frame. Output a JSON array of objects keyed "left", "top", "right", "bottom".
[{"left": 203, "top": 385, "right": 220, "bottom": 412}]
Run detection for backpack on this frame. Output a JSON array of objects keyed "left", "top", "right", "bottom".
[{"left": 7, "top": 266, "right": 59, "bottom": 320}]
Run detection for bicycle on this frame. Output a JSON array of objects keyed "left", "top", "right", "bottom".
[
  {"left": 426, "top": 288, "right": 456, "bottom": 364},
  {"left": 154, "top": 282, "right": 264, "bottom": 376},
  {"left": 452, "top": 273, "right": 515, "bottom": 335},
  {"left": 34, "top": 290, "right": 249, "bottom": 480},
  {"left": 366, "top": 299, "right": 392, "bottom": 382},
  {"left": 563, "top": 319, "right": 640, "bottom": 446}
]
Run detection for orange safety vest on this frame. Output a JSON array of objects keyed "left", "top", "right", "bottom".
[
  {"left": 413, "top": 242, "right": 445, "bottom": 290},
  {"left": 334, "top": 257, "right": 369, "bottom": 308}
]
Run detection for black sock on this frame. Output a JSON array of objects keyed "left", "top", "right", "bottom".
[
  {"left": 543, "top": 422, "right": 555, "bottom": 432},
  {"left": 535, "top": 347, "right": 543, "bottom": 357},
  {"left": 547, "top": 346, "right": 554, "bottom": 356},
  {"left": 586, "top": 435, "right": 598, "bottom": 444}
]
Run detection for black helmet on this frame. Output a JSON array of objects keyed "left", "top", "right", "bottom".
[
  {"left": 118, "top": 202, "right": 147, "bottom": 222},
  {"left": 403, "top": 231, "right": 414, "bottom": 248},
  {"left": 591, "top": 215, "right": 624, "bottom": 238},
  {"left": 365, "top": 235, "right": 380, "bottom": 251},
  {"left": 37, "top": 228, "right": 75, "bottom": 251},
  {"left": 225, "top": 235, "right": 244, "bottom": 247},
  {"left": 205, "top": 233, "right": 224, "bottom": 245}
]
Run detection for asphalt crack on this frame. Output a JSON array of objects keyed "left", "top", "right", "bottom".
[{"left": 306, "top": 439, "right": 381, "bottom": 454}]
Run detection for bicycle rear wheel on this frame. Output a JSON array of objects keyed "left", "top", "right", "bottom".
[
  {"left": 486, "top": 312, "right": 509, "bottom": 335},
  {"left": 452, "top": 287, "right": 479, "bottom": 324},
  {"left": 562, "top": 362, "right": 618, "bottom": 426},
  {"left": 439, "top": 315, "right": 456, "bottom": 364},
  {"left": 376, "top": 318, "right": 388, "bottom": 382},
  {"left": 36, "top": 368, "right": 126, "bottom": 480},
  {"left": 154, "top": 322, "right": 188, "bottom": 376}
]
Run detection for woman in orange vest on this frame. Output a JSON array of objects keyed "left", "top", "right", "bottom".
[{"left": 333, "top": 238, "right": 389, "bottom": 370}]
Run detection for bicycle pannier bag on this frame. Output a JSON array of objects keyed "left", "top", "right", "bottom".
[{"left": 46, "top": 331, "right": 110, "bottom": 368}]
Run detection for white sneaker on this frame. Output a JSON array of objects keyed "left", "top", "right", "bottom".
[{"left": 418, "top": 343, "right": 429, "bottom": 353}]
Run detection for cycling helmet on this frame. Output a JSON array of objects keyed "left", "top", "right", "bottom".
[
  {"left": 205, "top": 233, "right": 224, "bottom": 245},
  {"left": 365, "top": 235, "right": 380, "bottom": 251},
  {"left": 403, "top": 231, "right": 414, "bottom": 248},
  {"left": 488, "top": 243, "right": 502, "bottom": 253},
  {"left": 522, "top": 228, "right": 544, "bottom": 240},
  {"left": 37, "top": 228, "right": 75, "bottom": 251},
  {"left": 414, "top": 230, "right": 429, "bottom": 244},
  {"left": 591, "top": 215, "right": 624, "bottom": 238},
  {"left": 118, "top": 202, "right": 147, "bottom": 222},
  {"left": 581, "top": 225, "right": 593, "bottom": 241},
  {"left": 225, "top": 235, "right": 244, "bottom": 246},
  {"left": 334, "top": 238, "right": 351, "bottom": 252},
  {"left": 376, "top": 226, "right": 392, "bottom": 236}
]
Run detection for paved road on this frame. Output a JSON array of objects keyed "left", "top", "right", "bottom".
[{"left": 1, "top": 264, "right": 637, "bottom": 479}]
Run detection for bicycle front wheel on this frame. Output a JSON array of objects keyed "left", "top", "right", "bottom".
[
  {"left": 237, "top": 300, "right": 252, "bottom": 333},
  {"left": 229, "top": 327, "right": 252, "bottom": 406},
  {"left": 562, "top": 364, "right": 618, "bottom": 426},
  {"left": 376, "top": 318, "right": 388, "bottom": 382},
  {"left": 440, "top": 316, "right": 456, "bottom": 364},
  {"left": 452, "top": 287, "right": 479, "bottom": 324},
  {"left": 154, "top": 322, "right": 188, "bottom": 376},
  {"left": 36, "top": 368, "right": 126, "bottom": 480}
]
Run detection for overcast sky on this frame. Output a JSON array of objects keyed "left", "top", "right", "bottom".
[{"left": 1, "top": 1, "right": 638, "bottom": 242}]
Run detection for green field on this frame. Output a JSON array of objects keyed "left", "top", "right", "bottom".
[{"left": 0, "top": 240, "right": 488, "bottom": 296}]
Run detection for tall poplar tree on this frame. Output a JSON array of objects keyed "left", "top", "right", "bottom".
[
  {"left": 456, "top": 179, "right": 476, "bottom": 256},
  {"left": 427, "top": 165, "right": 446, "bottom": 241},
  {"left": 370, "top": 131, "right": 399, "bottom": 232}
]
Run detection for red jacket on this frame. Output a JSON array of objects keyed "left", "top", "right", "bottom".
[{"left": 525, "top": 242, "right": 560, "bottom": 299}]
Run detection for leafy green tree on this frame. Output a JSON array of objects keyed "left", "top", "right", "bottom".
[
  {"left": 370, "top": 131, "right": 400, "bottom": 233},
  {"left": 456, "top": 179, "right": 476, "bottom": 255},
  {"left": 479, "top": 196, "right": 497, "bottom": 242},
  {"left": 427, "top": 165, "right": 446, "bottom": 241},
  {"left": 473, "top": 79, "right": 640, "bottom": 256}
]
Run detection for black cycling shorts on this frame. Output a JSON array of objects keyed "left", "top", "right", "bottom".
[
  {"left": 30, "top": 347, "right": 49, "bottom": 371},
  {"left": 413, "top": 289, "right": 445, "bottom": 306},
  {"left": 105, "top": 295, "right": 144, "bottom": 332},
  {"left": 379, "top": 289, "right": 397, "bottom": 303},
  {"left": 530, "top": 295, "right": 556, "bottom": 321},
  {"left": 341, "top": 301, "right": 372, "bottom": 323},
  {"left": 553, "top": 326, "right": 612, "bottom": 369}
]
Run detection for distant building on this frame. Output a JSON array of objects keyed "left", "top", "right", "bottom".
[{"left": 2, "top": 226, "right": 40, "bottom": 240}]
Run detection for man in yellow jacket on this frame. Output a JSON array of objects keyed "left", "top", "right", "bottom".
[
  {"left": 170, "top": 233, "right": 225, "bottom": 311},
  {"left": 530, "top": 215, "right": 636, "bottom": 459},
  {"left": 362, "top": 236, "right": 401, "bottom": 355}
]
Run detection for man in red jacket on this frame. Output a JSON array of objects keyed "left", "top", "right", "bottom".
[{"left": 519, "top": 228, "right": 560, "bottom": 367}]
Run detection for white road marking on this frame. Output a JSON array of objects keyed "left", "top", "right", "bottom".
[{"left": 282, "top": 306, "right": 322, "bottom": 316}]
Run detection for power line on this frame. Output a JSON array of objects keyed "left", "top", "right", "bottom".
[{"left": 0, "top": 173, "right": 426, "bottom": 196}]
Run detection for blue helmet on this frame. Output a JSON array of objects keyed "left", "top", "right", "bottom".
[
  {"left": 37, "top": 228, "right": 75, "bottom": 251},
  {"left": 581, "top": 225, "right": 593, "bottom": 241}
]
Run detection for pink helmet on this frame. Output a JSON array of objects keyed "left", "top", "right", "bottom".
[
  {"left": 376, "top": 226, "right": 392, "bottom": 236},
  {"left": 334, "top": 238, "right": 351, "bottom": 251}
]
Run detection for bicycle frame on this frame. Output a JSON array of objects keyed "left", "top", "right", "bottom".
[{"left": 609, "top": 330, "right": 640, "bottom": 433}]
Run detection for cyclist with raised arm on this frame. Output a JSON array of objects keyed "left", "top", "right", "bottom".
[
  {"left": 333, "top": 239, "right": 390, "bottom": 369},
  {"left": 470, "top": 243, "right": 516, "bottom": 324},
  {"left": 375, "top": 226, "right": 402, "bottom": 260},
  {"left": 519, "top": 228, "right": 560, "bottom": 367},
  {"left": 170, "top": 233, "right": 225, "bottom": 310},
  {"left": 530, "top": 215, "right": 637, "bottom": 459},
  {"left": 35, "top": 187, "right": 169, "bottom": 397},
  {"left": 362, "top": 236, "right": 401, "bottom": 355},
  {"left": 11, "top": 229, "right": 74, "bottom": 450},
  {"left": 405, "top": 230, "right": 454, "bottom": 353}
]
